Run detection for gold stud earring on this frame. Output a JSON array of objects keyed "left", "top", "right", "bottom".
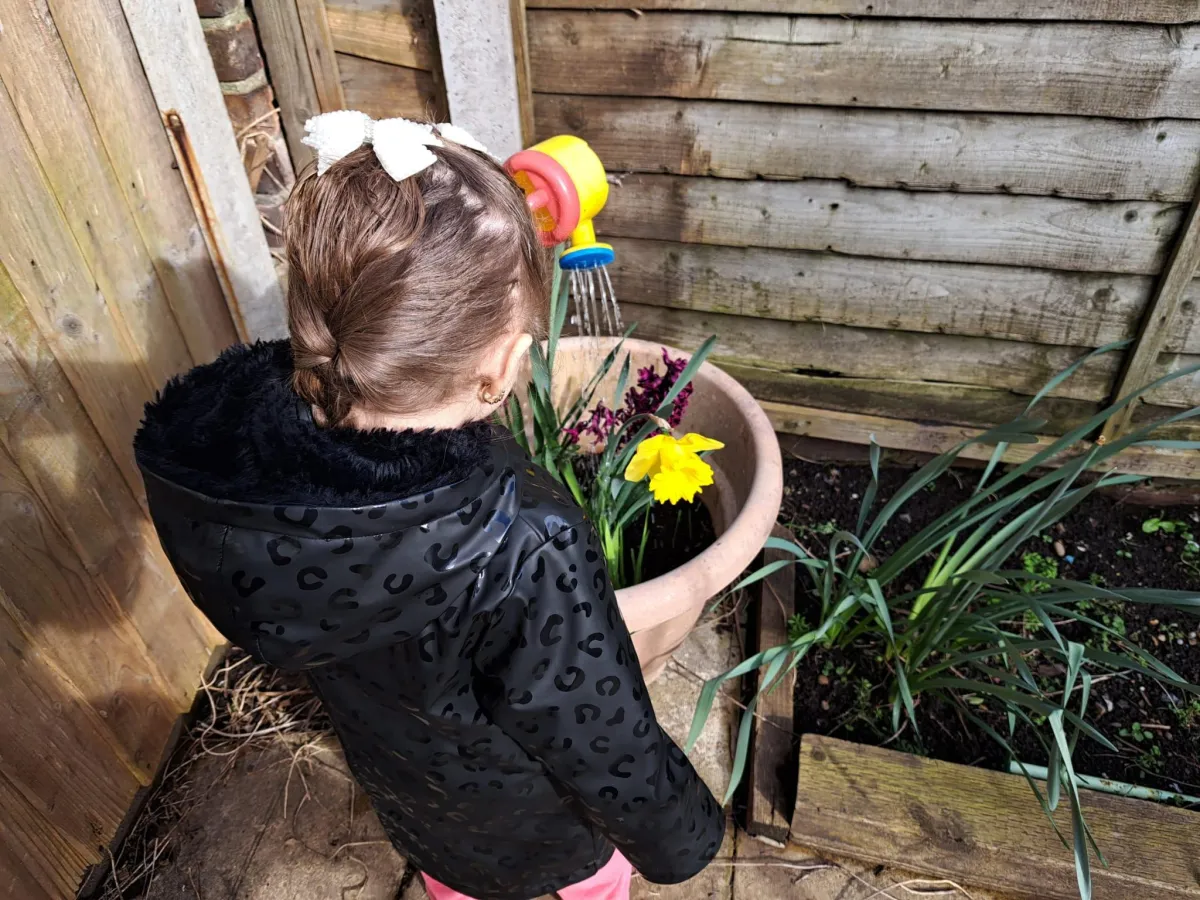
[{"left": 479, "top": 385, "right": 506, "bottom": 405}]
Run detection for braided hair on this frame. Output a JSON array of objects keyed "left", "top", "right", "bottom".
[{"left": 283, "top": 132, "right": 549, "bottom": 427}]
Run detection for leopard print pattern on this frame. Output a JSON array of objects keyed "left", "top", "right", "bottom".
[{"left": 143, "top": 436, "right": 725, "bottom": 900}]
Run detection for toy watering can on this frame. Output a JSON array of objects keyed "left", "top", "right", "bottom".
[{"left": 504, "top": 135, "right": 614, "bottom": 271}]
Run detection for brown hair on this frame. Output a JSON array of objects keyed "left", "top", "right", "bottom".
[{"left": 284, "top": 130, "right": 549, "bottom": 426}]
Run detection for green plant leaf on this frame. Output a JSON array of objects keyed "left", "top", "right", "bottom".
[
  {"left": 1049, "top": 711, "right": 1095, "bottom": 900},
  {"left": 724, "top": 694, "right": 759, "bottom": 805},
  {"left": 655, "top": 335, "right": 717, "bottom": 420}
]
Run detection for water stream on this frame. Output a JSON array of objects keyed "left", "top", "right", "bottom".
[{"left": 568, "top": 266, "right": 622, "bottom": 337}]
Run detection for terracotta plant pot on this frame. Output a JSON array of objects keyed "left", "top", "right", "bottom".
[{"left": 522, "top": 337, "right": 784, "bottom": 682}]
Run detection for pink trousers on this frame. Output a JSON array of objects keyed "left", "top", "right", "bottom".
[{"left": 421, "top": 850, "right": 633, "bottom": 900}]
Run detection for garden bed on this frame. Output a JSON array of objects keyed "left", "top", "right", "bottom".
[
  {"left": 781, "top": 458, "right": 1200, "bottom": 794},
  {"left": 734, "top": 456, "right": 1200, "bottom": 898}
]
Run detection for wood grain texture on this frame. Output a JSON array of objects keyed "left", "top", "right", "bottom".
[
  {"left": 252, "top": 0, "right": 320, "bottom": 169},
  {"left": 764, "top": 400, "right": 1199, "bottom": 478},
  {"left": 603, "top": 175, "right": 1180, "bottom": 276},
  {"left": 529, "top": 12, "right": 1200, "bottom": 119},
  {"left": 0, "top": 86, "right": 150, "bottom": 498},
  {"left": 718, "top": 363, "right": 1102, "bottom": 435},
  {"left": 338, "top": 52, "right": 447, "bottom": 120},
  {"left": 745, "top": 523, "right": 797, "bottom": 845},
  {"left": 607, "top": 238, "right": 1200, "bottom": 352},
  {"left": 1147, "top": 352, "right": 1200, "bottom": 407},
  {"left": 526, "top": 0, "right": 1200, "bottom": 23},
  {"left": 511, "top": 0, "right": 535, "bottom": 144},
  {"left": 120, "top": 0, "right": 287, "bottom": 341},
  {"left": 296, "top": 0, "right": 347, "bottom": 111},
  {"left": 1107, "top": 187, "right": 1200, "bottom": 435},
  {"left": 0, "top": 771, "right": 85, "bottom": 900},
  {"left": 0, "top": 0, "right": 192, "bottom": 389},
  {"left": 0, "top": 598, "right": 140, "bottom": 863},
  {"left": 326, "top": 0, "right": 439, "bottom": 70},
  {"left": 0, "top": 266, "right": 219, "bottom": 703},
  {"left": 623, "top": 303, "right": 1121, "bottom": 401},
  {"left": 0, "top": 447, "right": 175, "bottom": 780},
  {"left": 792, "top": 735, "right": 1200, "bottom": 899},
  {"left": 536, "top": 95, "right": 1200, "bottom": 203},
  {"left": 47, "top": 0, "right": 237, "bottom": 365}
]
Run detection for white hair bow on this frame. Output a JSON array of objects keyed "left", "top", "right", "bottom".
[{"left": 301, "top": 111, "right": 489, "bottom": 180}]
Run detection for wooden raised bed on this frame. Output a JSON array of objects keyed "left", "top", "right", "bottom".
[{"left": 743, "top": 541, "right": 1200, "bottom": 898}]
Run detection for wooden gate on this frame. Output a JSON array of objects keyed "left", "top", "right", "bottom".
[{"left": 0, "top": 1, "right": 275, "bottom": 896}]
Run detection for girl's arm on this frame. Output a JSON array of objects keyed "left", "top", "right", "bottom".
[{"left": 477, "top": 520, "right": 726, "bottom": 885}]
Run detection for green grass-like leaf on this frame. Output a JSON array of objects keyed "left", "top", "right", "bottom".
[{"left": 701, "top": 347, "right": 1200, "bottom": 900}]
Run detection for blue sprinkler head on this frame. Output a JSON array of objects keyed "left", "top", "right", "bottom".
[{"left": 560, "top": 243, "right": 615, "bottom": 270}]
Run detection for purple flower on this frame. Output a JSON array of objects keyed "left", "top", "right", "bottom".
[{"left": 564, "top": 348, "right": 695, "bottom": 447}]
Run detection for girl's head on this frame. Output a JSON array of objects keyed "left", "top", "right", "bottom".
[{"left": 284, "top": 122, "right": 550, "bottom": 428}]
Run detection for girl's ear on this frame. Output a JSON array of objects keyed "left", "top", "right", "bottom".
[
  {"left": 499, "top": 332, "right": 534, "bottom": 391},
  {"left": 480, "top": 331, "right": 533, "bottom": 398}
]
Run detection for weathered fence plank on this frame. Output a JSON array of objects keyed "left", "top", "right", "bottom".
[
  {"left": 622, "top": 302, "right": 1119, "bottom": 401},
  {"left": 526, "top": 0, "right": 1200, "bottom": 23},
  {"left": 0, "top": 87, "right": 150, "bottom": 497},
  {"left": 1146, "top": 353, "right": 1200, "bottom": 407},
  {"left": 0, "top": 448, "right": 176, "bottom": 779},
  {"left": 1106, "top": 184, "right": 1200, "bottom": 435},
  {"left": 0, "top": 268, "right": 218, "bottom": 703},
  {"left": 604, "top": 175, "right": 1180, "bottom": 276},
  {"left": 326, "top": 0, "right": 439, "bottom": 70},
  {"left": 47, "top": 0, "right": 238, "bottom": 364},
  {"left": 339, "top": 52, "right": 446, "bottom": 121},
  {"left": 253, "top": 0, "right": 320, "bottom": 170},
  {"left": 763, "top": 402, "right": 1198, "bottom": 478},
  {"left": 608, "top": 238, "right": 1200, "bottom": 352},
  {"left": 296, "top": 0, "right": 346, "bottom": 112},
  {"left": 0, "top": 600, "right": 140, "bottom": 864},
  {"left": 0, "top": 771, "right": 87, "bottom": 900},
  {"left": 745, "top": 523, "right": 797, "bottom": 845},
  {"left": 536, "top": 95, "right": 1200, "bottom": 203},
  {"left": 0, "top": 0, "right": 192, "bottom": 388},
  {"left": 121, "top": 0, "right": 286, "bottom": 341},
  {"left": 792, "top": 735, "right": 1200, "bottom": 899},
  {"left": 718, "top": 363, "right": 1101, "bottom": 435},
  {"left": 529, "top": 12, "right": 1200, "bottom": 119}
]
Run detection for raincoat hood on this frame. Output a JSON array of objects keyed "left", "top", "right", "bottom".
[{"left": 134, "top": 341, "right": 521, "bottom": 669}]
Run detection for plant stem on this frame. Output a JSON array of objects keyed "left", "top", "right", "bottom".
[
  {"left": 601, "top": 519, "right": 625, "bottom": 590},
  {"left": 561, "top": 457, "right": 588, "bottom": 509},
  {"left": 1010, "top": 761, "right": 1200, "bottom": 805},
  {"left": 634, "top": 507, "right": 651, "bottom": 585}
]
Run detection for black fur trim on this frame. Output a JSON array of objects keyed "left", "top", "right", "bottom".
[{"left": 134, "top": 341, "right": 500, "bottom": 506}]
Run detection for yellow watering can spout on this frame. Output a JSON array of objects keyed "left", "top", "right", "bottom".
[{"left": 504, "top": 135, "right": 614, "bottom": 270}]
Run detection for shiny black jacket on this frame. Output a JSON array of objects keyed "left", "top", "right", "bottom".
[{"left": 135, "top": 342, "right": 724, "bottom": 899}]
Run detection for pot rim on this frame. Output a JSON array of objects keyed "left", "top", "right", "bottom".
[{"left": 554, "top": 336, "right": 784, "bottom": 633}]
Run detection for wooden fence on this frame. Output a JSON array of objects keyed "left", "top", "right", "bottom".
[
  {"left": 526, "top": 1, "right": 1200, "bottom": 477},
  {"left": 0, "top": 1, "right": 260, "bottom": 896},
  {"left": 256, "top": 0, "right": 449, "bottom": 172}
]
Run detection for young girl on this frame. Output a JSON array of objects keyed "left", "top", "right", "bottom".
[{"left": 135, "top": 112, "right": 725, "bottom": 900}]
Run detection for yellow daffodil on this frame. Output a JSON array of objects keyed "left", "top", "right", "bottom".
[{"left": 623, "top": 432, "right": 725, "bottom": 504}]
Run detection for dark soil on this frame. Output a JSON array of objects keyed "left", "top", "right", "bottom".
[
  {"left": 632, "top": 498, "right": 716, "bottom": 583},
  {"left": 782, "top": 459, "right": 1200, "bottom": 799}
]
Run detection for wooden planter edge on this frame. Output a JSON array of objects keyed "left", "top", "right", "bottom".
[{"left": 789, "top": 734, "right": 1200, "bottom": 898}]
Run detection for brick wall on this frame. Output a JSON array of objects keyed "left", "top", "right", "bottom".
[{"left": 195, "top": 0, "right": 293, "bottom": 249}]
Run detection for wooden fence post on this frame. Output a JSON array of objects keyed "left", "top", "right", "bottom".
[
  {"left": 431, "top": 0, "right": 525, "bottom": 158},
  {"left": 253, "top": 0, "right": 321, "bottom": 172},
  {"left": 294, "top": 0, "right": 346, "bottom": 114},
  {"left": 119, "top": 0, "right": 286, "bottom": 341},
  {"left": 1102, "top": 173, "right": 1200, "bottom": 440}
]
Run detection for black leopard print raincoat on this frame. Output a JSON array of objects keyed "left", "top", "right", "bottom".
[{"left": 135, "top": 342, "right": 725, "bottom": 900}]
